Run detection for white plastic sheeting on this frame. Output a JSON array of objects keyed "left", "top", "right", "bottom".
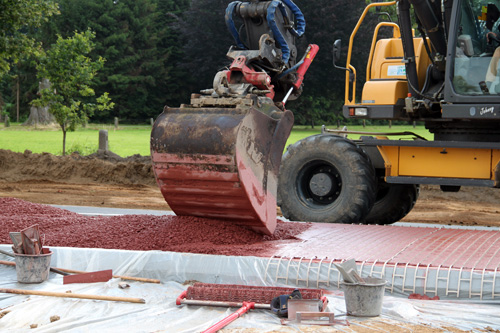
[{"left": 0, "top": 244, "right": 499, "bottom": 332}]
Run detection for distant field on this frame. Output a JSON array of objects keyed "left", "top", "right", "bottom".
[
  {"left": 0, "top": 122, "right": 432, "bottom": 157},
  {"left": 0, "top": 123, "right": 150, "bottom": 156}
]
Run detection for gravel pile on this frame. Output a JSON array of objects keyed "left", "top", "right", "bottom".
[{"left": 0, "top": 198, "right": 310, "bottom": 256}]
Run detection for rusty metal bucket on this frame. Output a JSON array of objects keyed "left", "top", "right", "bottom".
[
  {"left": 151, "top": 101, "right": 293, "bottom": 235},
  {"left": 15, "top": 252, "right": 52, "bottom": 283}
]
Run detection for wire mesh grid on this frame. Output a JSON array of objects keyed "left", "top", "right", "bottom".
[{"left": 264, "top": 256, "right": 500, "bottom": 300}]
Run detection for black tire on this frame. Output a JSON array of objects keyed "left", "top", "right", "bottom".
[
  {"left": 362, "top": 182, "right": 420, "bottom": 225},
  {"left": 277, "top": 134, "right": 376, "bottom": 223}
]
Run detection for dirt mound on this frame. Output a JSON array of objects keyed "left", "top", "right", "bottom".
[
  {"left": 86, "top": 150, "right": 150, "bottom": 163},
  {"left": 0, "top": 149, "right": 155, "bottom": 186}
]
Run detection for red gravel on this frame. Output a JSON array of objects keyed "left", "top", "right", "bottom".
[
  {"left": 0, "top": 198, "right": 310, "bottom": 257},
  {"left": 408, "top": 293, "right": 440, "bottom": 300}
]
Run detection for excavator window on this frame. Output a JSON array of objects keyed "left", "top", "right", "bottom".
[{"left": 453, "top": 0, "right": 500, "bottom": 94}]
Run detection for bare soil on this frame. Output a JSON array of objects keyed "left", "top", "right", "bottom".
[
  {"left": 0, "top": 149, "right": 165, "bottom": 211},
  {"left": 1, "top": 150, "right": 497, "bottom": 332},
  {"left": 0, "top": 149, "right": 499, "bottom": 227}
]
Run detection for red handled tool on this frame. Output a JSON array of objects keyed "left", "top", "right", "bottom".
[{"left": 293, "top": 44, "right": 320, "bottom": 90}]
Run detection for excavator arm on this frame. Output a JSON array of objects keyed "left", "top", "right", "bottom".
[{"left": 151, "top": 0, "right": 318, "bottom": 235}]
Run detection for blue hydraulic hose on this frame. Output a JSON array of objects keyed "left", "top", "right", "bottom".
[
  {"left": 268, "top": 0, "right": 306, "bottom": 63},
  {"left": 225, "top": 0, "right": 306, "bottom": 63},
  {"left": 278, "top": 60, "right": 304, "bottom": 79},
  {"left": 268, "top": 1, "right": 291, "bottom": 63},
  {"left": 282, "top": 0, "right": 306, "bottom": 37},
  {"left": 225, "top": 1, "right": 246, "bottom": 49}
]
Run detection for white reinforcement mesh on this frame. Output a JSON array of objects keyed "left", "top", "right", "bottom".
[{"left": 264, "top": 256, "right": 500, "bottom": 300}]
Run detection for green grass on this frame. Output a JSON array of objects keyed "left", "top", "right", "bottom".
[
  {"left": 0, "top": 122, "right": 433, "bottom": 157},
  {"left": 0, "top": 123, "right": 152, "bottom": 156}
]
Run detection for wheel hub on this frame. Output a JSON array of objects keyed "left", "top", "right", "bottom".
[
  {"left": 309, "top": 173, "right": 333, "bottom": 197},
  {"left": 299, "top": 164, "right": 342, "bottom": 205}
]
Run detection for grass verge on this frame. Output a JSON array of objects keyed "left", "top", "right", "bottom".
[{"left": 0, "top": 123, "right": 432, "bottom": 157}]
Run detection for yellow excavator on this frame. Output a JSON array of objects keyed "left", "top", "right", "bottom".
[
  {"left": 152, "top": 0, "right": 500, "bottom": 233},
  {"left": 278, "top": 0, "right": 500, "bottom": 225}
]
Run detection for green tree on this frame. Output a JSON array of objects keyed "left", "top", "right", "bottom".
[
  {"left": 288, "top": 0, "right": 379, "bottom": 126},
  {"left": 0, "top": 0, "right": 58, "bottom": 76},
  {"left": 91, "top": 0, "right": 160, "bottom": 121},
  {"left": 40, "top": 0, "right": 186, "bottom": 122},
  {"left": 176, "top": 0, "right": 238, "bottom": 94},
  {"left": 156, "top": 0, "right": 191, "bottom": 108},
  {"left": 32, "top": 30, "right": 114, "bottom": 155}
]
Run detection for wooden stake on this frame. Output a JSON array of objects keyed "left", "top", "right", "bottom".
[
  {"left": 0, "top": 260, "right": 160, "bottom": 284},
  {"left": 0, "top": 260, "right": 15, "bottom": 267},
  {"left": 0, "top": 288, "right": 145, "bottom": 304},
  {"left": 16, "top": 76, "right": 20, "bottom": 123}
]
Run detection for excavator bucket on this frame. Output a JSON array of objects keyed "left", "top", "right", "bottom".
[{"left": 150, "top": 99, "right": 294, "bottom": 235}]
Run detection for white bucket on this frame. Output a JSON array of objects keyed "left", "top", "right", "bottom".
[{"left": 340, "top": 277, "right": 386, "bottom": 316}]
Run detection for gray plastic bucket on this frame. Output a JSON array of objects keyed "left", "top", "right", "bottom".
[
  {"left": 340, "top": 277, "right": 386, "bottom": 316},
  {"left": 14, "top": 252, "right": 52, "bottom": 283}
]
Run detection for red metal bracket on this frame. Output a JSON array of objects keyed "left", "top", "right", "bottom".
[{"left": 228, "top": 56, "right": 275, "bottom": 99}]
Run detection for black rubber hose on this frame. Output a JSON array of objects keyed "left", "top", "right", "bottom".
[
  {"left": 398, "top": 0, "right": 420, "bottom": 98},
  {"left": 409, "top": 0, "right": 447, "bottom": 56}
]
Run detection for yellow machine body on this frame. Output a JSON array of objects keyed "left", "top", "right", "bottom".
[
  {"left": 376, "top": 143, "right": 500, "bottom": 186},
  {"left": 361, "top": 34, "right": 432, "bottom": 105}
]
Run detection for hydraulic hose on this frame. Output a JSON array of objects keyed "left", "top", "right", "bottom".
[
  {"left": 267, "top": 1, "right": 291, "bottom": 63},
  {"left": 226, "top": 1, "right": 246, "bottom": 49},
  {"left": 226, "top": 0, "right": 306, "bottom": 64},
  {"left": 398, "top": 0, "right": 420, "bottom": 97},
  {"left": 281, "top": 0, "right": 306, "bottom": 37},
  {"left": 268, "top": 0, "right": 305, "bottom": 63},
  {"left": 409, "top": 0, "right": 447, "bottom": 56}
]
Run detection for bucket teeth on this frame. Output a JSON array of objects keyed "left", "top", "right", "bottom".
[{"left": 151, "top": 103, "right": 293, "bottom": 235}]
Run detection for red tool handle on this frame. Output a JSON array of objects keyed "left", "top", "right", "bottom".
[
  {"left": 293, "top": 44, "right": 319, "bottom": 90},
  {"left": 175, "top": 290, "right": 187, "bottom": 306},
  {"left": 201, "top": 301, "right": 255, "bottom": 333},
  {"left": 321, "top": 296, "right": 329, "bottom": 312}
]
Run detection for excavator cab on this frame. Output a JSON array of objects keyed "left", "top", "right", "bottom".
[
  {"left": 451, "top": 1, "right": 500, "bottom": 95},
  {"left": 151, "top": 0, "right": 318, "bottom": 234}
]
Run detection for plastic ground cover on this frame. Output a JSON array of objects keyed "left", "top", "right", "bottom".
[
  {"left": 3, "top": 199, "right": 500, "bottom": 300},
  {"left": 0, "top": 244, "right": 499, "bottom": 332}
]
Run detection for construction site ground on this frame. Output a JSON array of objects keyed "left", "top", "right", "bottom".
[
  {"left": 1, "top": 149, "right": 500, "bottom": 332},
  {"left": 1, "top": 149, "right": 499, "bottom": 228},
  {"left": 3, "top": 179, "right": 500, "bottom": 227}
]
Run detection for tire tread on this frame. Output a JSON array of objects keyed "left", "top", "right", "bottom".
[{"left": 278, "top": 135, "right": 376, "bottom": 223}]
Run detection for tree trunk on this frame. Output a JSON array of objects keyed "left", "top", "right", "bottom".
[
  {"left": 23, "top": 106, "right": 55, "bottom": 126},
  {"left": 23, "top": 78, "right": 55, "bottom": 126},
  {"left": 0, "top": 92, "right": 4, "bottom": 122},
  {"left": 62, "top": 129, "right": 67, "bottom": 156}
]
